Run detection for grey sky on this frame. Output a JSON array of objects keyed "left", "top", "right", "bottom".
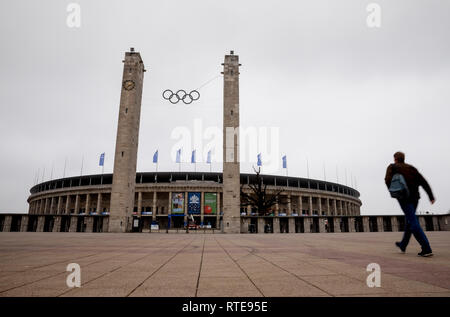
[{"left": 0, "top": 0, "right": 449, "bottom": 215}]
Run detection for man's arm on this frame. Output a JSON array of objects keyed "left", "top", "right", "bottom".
[
  {"left": 384, "top": 164, "right": 393, "bottom": 189},
  {"left": 417, "top": 171, "right": 435, "bottom": 202}
]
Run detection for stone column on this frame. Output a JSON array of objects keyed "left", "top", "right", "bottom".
[
  {"left": 304, "top": 217, "right": 311, "bottom": 233},
  {"left": 200, "top": 191, "right": 205, "bottom": 226},
  {"left": 377, "top": 217, "right": 384, "bottom": 232},
  {"left": 289, "top": 218, "right": 295, "bottom": 233},
  {"left": 3, "top": 216, "right": 12, "bottom": 232},
  {"left": 85, "top": 217, "right": 94, "bottom": 233},
  {"left": 65, "top": 195, "right": 70, "bottom": 214},
  {"left": 274, "top": 197, "right": 279, "bottom": 216},
  {"left": 333, "top": 199, "right": 337, "bottom": 216},
  {"left": 109, "top": 49, "right": 145, "bottom": 233},
  {"left": 362, "top": 216, "right": 370, "bottom": 232},
  {"left": 216, "top": 191, "right": 221, "bottom": 229},
  {"left": 308, "top": 196, "right": 313, "bottom": 215},
  {"left": 38, "top": 199, "right": 42, "bottom": 214},
  {"left": 298, "top": 196, "right": 302, "bottom": 214},
  {"left": 348, "top": 217, "right": 355, "bottom": 232},
  {"left": 85, "top": 193, "right": 90, "bottom": 214},
  {"left": 56, "top": 196, "right": 62, "bottom": 214},
  {"left": 257, "top": 218, "right": 265, "bottom": 234},
  {"left": 222, "top": 51, "right": 241, "bottom": 234},
  {"left": 339, "top": 200, "right": 343, "bottom": 215},
  {"left": 240, "top": 218, "right": 249, "bottom": 233},
  {"left": 326, "top": 198, "right": 330, "bottom": 215},
  {"left": 319, "top": 218, "right": 326, "bottom": 233},
  {"left": 21, "top": 215, "right": 29, "bottom": 232},
  {"left": 334, "top": 217, "right": 341, "bottom": 233},
  {"left": 50, "top": 197, "right": 55, "bottom": 215},
  {"left": 391, "top": 216, "right": 399, "bottom": 232},
  {"left": 287, "top": 194, "right": 292, "bottom": 216},
  {"left": 102, "top": 216, "right": 109, "bottom": 232},
  {"left": 96, "top": 193, "right": 102, "bottom": 214},
  {"left": 74, "top": 195, "right": 80, "bottom": 214},
  {"left": 44, "top": 198, "right": 49, "bottom": 214},
  {"left": 152, "top": 191, "right": 157, "bottom": 221},
  {"left": 69, "top": 216, "right": 78, "bottom": 232},
  {"left": 53, "top": 216, "right": 61, "bottom": 232},
  {"left": 172, "top": 191, "right": 176, "bottom": 216},
  {"left": 318, "top": 197, "right": 322, "bottom": 215},
  {"left": 431, "top": 216, "right": 439, "bottom": 231},
  {"left": 273, "top": 218, "right": 280, "bottom": 233},
  {"left": 37, "top": 216, "right": 45, "bottom": 232},
  {"left": 137, "top": 191, "right": 142, "bottom": 216}
]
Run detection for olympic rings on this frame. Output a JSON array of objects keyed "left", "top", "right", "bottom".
[{"left": 162, "top": 89, "right": 200, "bottom": 104}]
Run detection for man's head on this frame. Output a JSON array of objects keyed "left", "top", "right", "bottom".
[{"left": 394, "top": 151, "right": 405, "bottom": 163}]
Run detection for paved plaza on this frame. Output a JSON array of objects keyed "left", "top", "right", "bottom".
[{"left": 0, "top": 232, "right": 449, "bottom": 297}]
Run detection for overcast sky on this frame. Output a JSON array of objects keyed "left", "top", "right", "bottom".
[{"left": 1, "top": 0, "right": 449, "bottom": 215}]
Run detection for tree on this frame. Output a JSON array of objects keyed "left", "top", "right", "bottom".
[{"left": 240, "top": 166, "right": 285, "bottom": 216}]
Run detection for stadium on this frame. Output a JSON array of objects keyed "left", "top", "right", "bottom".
[{"left": 21, "top": 171, "right": 362, "bottom": 233}]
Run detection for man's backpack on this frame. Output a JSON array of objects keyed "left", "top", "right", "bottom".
[{"left": 389, "top": 172, "right": 410, "bottom": 200}]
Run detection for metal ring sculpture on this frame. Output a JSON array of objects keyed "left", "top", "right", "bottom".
[{"left": 162, "top": 89, "right": 200, "bottom": 104}]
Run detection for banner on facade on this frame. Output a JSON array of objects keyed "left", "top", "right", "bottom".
[
  {"left": 171, "top": 192, "right": 184, "bottom": 214},
  {"left": 204, "top": 193, "right": 217, "bottom": 215},
  {"left": 188, "top": 192, "right": 201, "bottom": 214}
]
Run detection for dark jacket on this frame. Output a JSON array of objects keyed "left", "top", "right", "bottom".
[{"left": 385, "top": 162, "right": 435, "bottom": 203}]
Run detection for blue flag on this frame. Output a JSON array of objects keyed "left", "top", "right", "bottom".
[
  {"left": 153, "top": 150, "right": 158, "bottom": 163},
  {"left": 257, "top": 153, "right": 262, "bottom": 166},
  {"left": 191, "top": 150, "right": 196, "bottom": 163},
  {"left": 99, "top": 153, "right": 105, "bottom": 166},
  {"left": 282, "top": 155, "right": 287, "bottom": 169},
  {"left": 206, "top": 150, "right": 211, "bottom": 164},
  {"left": 176, "top": 149, "right": 181, "bottom": 163}
]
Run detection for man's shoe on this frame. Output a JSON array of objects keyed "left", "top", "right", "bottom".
[
  {"left": 418, "top": 250, "right": 433, "bottom": 257},
  {"left": 395, "top": 242, "right": 406, "bottom": 253}
]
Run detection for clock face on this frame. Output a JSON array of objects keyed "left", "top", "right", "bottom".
[{"left": 123, "top": 80, "right": 135, "bottom": 91}]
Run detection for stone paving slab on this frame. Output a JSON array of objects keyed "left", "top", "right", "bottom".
[{"left": 0, "top": 232, "right": 449, "bottom": 297}]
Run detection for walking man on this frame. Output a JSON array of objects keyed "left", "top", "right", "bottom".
[{"left": 385, "top": 151, "right": 435, "bottom": 257}]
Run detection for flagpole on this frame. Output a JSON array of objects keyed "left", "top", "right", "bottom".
[
  {"left": 101, "top": 154, "right": 105, "bottom": 185},
  {"left": 63, "top": 157, "right": 67, "bottom": 178},
  {"left": 80, "top": 155, "right": 84, "bottom": 176},
  {"left": 336, "top": 165, "right": 339, "bottom": 184},
  {"left": 42, "top": 167, "right": 45, "bottom": 183},
  {"left": 306, "top": 157, "right": 310, "bottom": 179}
]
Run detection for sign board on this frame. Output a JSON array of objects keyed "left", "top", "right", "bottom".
[
  {"left": 204, "top": 193, "right": 217, "bottom": 215},
  {"left": 188, "top": 192, "right": 201, "bottom": 214},
  {"left": 171, "top": 193, "right": 184, "bottom": 214}
]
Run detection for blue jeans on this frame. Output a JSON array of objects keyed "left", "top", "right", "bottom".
[{"left": 398, "top": 200, "right": 432, "bottom": 252}]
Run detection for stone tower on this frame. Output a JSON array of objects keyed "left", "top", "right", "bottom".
[
  {"left": 109, "top": 49, "right": 145, "bottom": 233},
  {"left": 222, "top": 51, "right": 241, "bottom": 233}
]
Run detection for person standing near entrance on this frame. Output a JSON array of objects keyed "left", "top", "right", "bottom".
[{"left": 385, "top": 151, "right": 435, "bottom": 257}]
